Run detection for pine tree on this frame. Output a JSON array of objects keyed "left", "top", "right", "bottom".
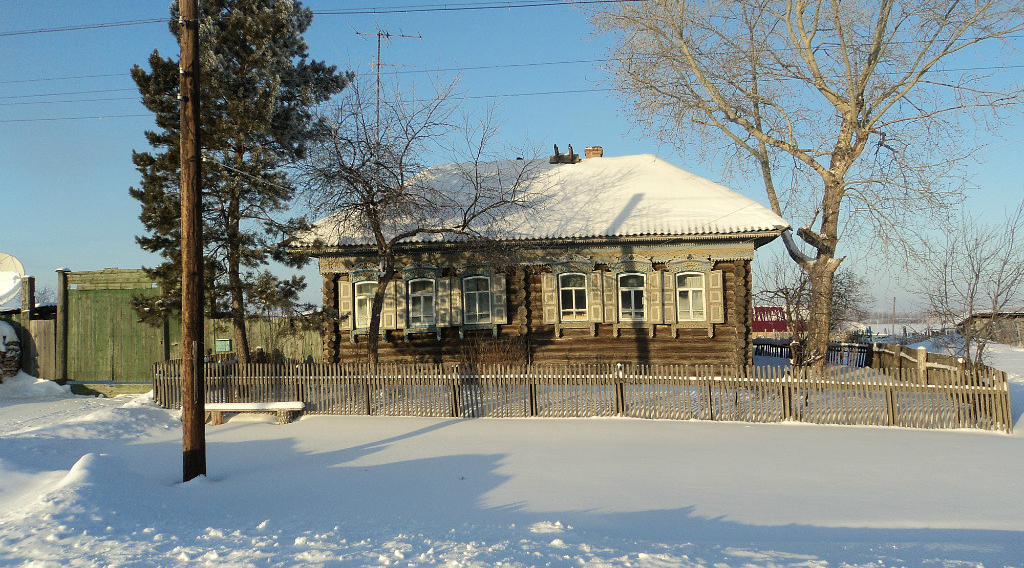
[{"left": 129, "top": 0, "right": 349, "bottom": 363}]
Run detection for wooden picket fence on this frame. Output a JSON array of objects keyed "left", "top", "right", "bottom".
[
  {"left": 152, "top": 361, "right": 1013, "bottom": 432},
  {"left": 752, "top": 339, "right": 872, "bottom": 367}
]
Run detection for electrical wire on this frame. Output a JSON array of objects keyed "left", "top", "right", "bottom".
[
  {"left": 0, "top": 114, "right": 150, "bottom": 123},
  {"left": 0, "top": 1, "right": 636, "bottom": 37}
]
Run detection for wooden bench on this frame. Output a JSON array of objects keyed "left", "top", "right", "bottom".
[{"left": 205, "top": 402, "right": 304, "bottom": 425}]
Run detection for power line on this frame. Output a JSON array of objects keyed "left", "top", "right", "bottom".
[
  {"left": 463, "top": 86, "right": 613, "bottom": 99},
  {"left": 0, "top": 86, "right": 617, "bottom": 123},
  {"left": 389, "top": 58, "right": 604, "bottom": 75},
  {"left": 0, "top": 96, "right": 139, "bottom": 107},
  {"left": 0, "top": 1, "right": 633, "bottom": 37},
  {"left": 0, "top": 72, "right": 128, "bottom": 85},
  {"left": 0, "top": 112, "right": 149, "bottom": 122},
  {"left": 0, "top": 88, "right": 136, "bottom": 100},
  {"left": 316, "top": 0, "right": 636, "bottom": 16},
  {"left": 0, "top": 18, "right": 165, "bottom": 37},
  {"left": 8, "top": 55, "right": 1023, "bottom": 93}
]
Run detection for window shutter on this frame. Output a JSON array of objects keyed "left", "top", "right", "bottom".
[
  {"left": 450, "top": 276, "right": 464, "bottom": 325},
  {"left": 541, "top": 273, "right": 557, "bottom": 324},
  {"left": 339, "top": 280, "right": 354, "bottom": 330},
  {"left": 588, "top": 271, "right": 604, "bottom": 322},
  {"left": 382, "top": 280, "right": 397, "bottom": 329},
  {"left": 436, "top": 277, "right": 450, "bottom": 326},
  {"left": 603, "top": 271, "right": 617, "bottom": 323},
  {"left": 395, "top": 279, "right": 407, "bottom": 329},
  {"left": 662, "top": 272, "right": 677, "bottom": 324},
  {"left": 492, "top": 273, "right": 508, "bottom": 324},
  {"left": 708, "top": 270, "right": 725, "bottom": 323},
  {"left": 646, "top": 272, "right": 663, "bottom": 324}
]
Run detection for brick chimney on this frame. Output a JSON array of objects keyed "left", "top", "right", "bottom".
[{"left": 585, "top": 146, "right": 604, "bottom": 159}]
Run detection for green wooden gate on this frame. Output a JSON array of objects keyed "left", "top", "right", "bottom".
[{"left": 66, "top": 269, "right": 170, "bottom": 384}]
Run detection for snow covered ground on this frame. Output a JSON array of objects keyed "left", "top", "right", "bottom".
[{"left": 2, "top": 352, "right": 1023, "bottom": 568}]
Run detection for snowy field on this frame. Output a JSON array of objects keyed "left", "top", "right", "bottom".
[{"left": 2, "top": 347, "right": 1024, "bottom": 568}]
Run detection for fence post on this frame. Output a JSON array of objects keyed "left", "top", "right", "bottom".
[
  {"left": 781, "top": 368, "right": 793, "bottom": 421},
  {"left": 450, "top": 364, "right": 462, "bottom": 418},
  {"left": 528, "top": 377, "right": 537, "bottom": 417},
  {"left": 614, "top": 364, "right": 625, "bottom": 416},
  {"left": 363, "top": 364, "right": 372, "bottom": 416},
  {"left": 917, "top": 346, "right": 929, "bottom": 384},
  {"left": 449, "top": 365, "right": 461, "bottom": 418},
  {"left": 885, "top": 383, "right": 898, "bottom": 426}
]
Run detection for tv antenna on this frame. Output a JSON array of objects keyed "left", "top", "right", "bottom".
[{"left": 354, "top": 26, "right": 422, "bottom": 130}]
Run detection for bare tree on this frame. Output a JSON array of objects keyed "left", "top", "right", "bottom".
[
  {"left": 917, "top": 202, "right": 1024, "bottom": 364},
  {"left": 593, "top": 0, "right": 1024, "bottom": 366},
  {"left": 296, "top": 78, "right": 542, "bottom": 365},
  {"left": 757, "top": 255, "right": 871, "bottom": 363}
]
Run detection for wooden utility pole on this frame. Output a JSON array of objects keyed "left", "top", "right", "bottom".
[{"left": 179, "top": 0, "right": 206, "bottom": 482}]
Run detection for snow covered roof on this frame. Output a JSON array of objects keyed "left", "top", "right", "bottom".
[{"left": 295, "top": 153, "right": 789, "bottom": 249}]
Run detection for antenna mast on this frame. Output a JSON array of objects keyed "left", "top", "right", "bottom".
[{"left": 354, "top": 26, "right": 421, "bottom": 131}]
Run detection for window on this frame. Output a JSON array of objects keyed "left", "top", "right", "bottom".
[
  {"left": 463, "top": 276, "right": 491, "bottom": 324},
  {"left": 559, "top": 273, "right": 588, "bottom": 322},
  {"left": 353, "top": 281, "right": 376, "bottom": 328},
  {"left": 618, "top": 273, "right": 645, "bottom": 321},
  {"left": 407, "top": 278, "right": 435, "bottom": 326},
  {"left": 676, "top": 272, "right": 706, "bottom": 321}
]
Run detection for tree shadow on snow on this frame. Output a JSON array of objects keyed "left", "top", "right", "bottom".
[{"left": 6, "top": 412, "right": 1022, "bottom": 568}]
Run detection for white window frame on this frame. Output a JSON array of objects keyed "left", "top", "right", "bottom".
[
  {"left": 463, "top": 275, "right": 492, "bottom": 325},
  {"left": 353, "top": 281, "right": 376, "bottom": 329},
  {"left": 676, "top": 272, "right": 707, "bottom": 322},
  {"left": 407, "top": 278, "right": 436, "bottom": 327},
  {"left": 558, "top": 272, "right": 588, "bottom": 322},
  {"left": 618, "top": 272, "right": 646, "bottom": 322}
]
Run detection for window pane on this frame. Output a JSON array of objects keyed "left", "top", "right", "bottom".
[
  {"left": 620, "top": 274, "right": 644, "bottom": 288},
  {"left": 410, "top": 280, "right": 432, "bottom": 293},
  {"left": 561, "top": 289, "right": 573, "bottom": 309},
  {"left": 356, "top": 282, "right": 375, "bottom": 295},
  {"left": 560, "top": 273, "right": 586, "bottom": 288},
  {"left": 574, "top": 289, "right": 586, "bottom": 307},
  {"left": 621, "top": 290, "right": 632, "bottom": 310},
  {"left": 678, "top": 273, "right": 703, "bottom": 288},
  {"left": 464, "top": 276, "right": 488, "bottom": 292}
]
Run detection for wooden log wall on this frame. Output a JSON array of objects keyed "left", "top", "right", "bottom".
[
  {"left": 325, "top": 261, "right": 754, "bottom": 367},
  {"left": 152, "top": 361, "right": 1014, "bottom": 433}
]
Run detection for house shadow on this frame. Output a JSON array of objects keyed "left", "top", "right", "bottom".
[{"left": 3, "top": 413, "right": 1021, "bottom": 568}]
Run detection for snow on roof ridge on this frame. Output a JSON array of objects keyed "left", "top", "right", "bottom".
[{"left": 296, "top": 153, "right": 790, "bottom": 247}]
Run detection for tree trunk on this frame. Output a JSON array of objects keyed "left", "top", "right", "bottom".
[
  {"left": 805, "top": 258, "right": 837, "bottom": 368},
  {"left": 365, "top": 254, "right": 397, "bottom": 369},
  {"left": 365, "top": 272, "right": 396, "bottom": 369},
  {"left": 227, "top": 197, "right": 251, "bottom": 364}
]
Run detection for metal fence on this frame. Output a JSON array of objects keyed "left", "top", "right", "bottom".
[{"left": 153, "top": 361, "right": 1013, "bottom": 432}]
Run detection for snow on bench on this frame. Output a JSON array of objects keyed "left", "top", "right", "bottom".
[{"left": 205, "top": 402, "right": 304, "bottom": 425}]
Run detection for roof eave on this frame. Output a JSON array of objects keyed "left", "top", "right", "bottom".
[{"left": 293, "top": 227, "right": 790, "bottom": 258}]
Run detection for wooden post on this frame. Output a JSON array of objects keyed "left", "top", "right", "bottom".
[
  {"left": 917, "top": 346, "right": 929, "bottom": 385},
  {"left": 55, "top": 269, "right": 69, "bottom": 384},
  {"left": 19, "top": 276, "right": 35, "bottom": 374},
  {"left": 885, "top": 384, "right": 898, "bottom": 426},
  {"left": 179, "top": 0, "right": 206, "bottom": 483},
  {"left": 614, "top": 364, "right": 625, "bottom": 416}
]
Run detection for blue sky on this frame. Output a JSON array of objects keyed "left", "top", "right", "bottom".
[{"left": 2, "top": 1, "right": 1022, "bottom": 311}]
